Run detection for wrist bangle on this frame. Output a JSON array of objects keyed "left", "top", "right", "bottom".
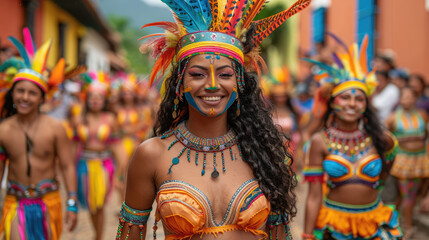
[
  {"left": 67, "top": 191, "right": 78, "bottom": 197},
  {"left": 67, "top": 205, "right": 78, "bottom": 213},
  {"left": 66, "top": 198, "right": 78, "bottom": 212},
  {"left": 302, "top": 233, "right": 315, "bottom": 240}
]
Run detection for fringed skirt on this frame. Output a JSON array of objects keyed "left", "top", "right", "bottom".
[
  {"left": 77, "top": 150, "right": 114, "bottom": 213},
  {"left": 390, "top": 148, "right": 429, "bottom": 179},
  {"left": 314, "top": 197, "right": 402, "bottom": 240},
  {"left": 0, "top": 190, "right": 62, "bottom": 240}
]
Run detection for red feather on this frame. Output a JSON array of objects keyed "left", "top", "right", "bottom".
[
  {"left": 221, "top": 0, "right": 248, "bottom": 34},
  {"left": 253, "top": 0, "right": 311, "bottom": 45},
  {"left": 141, "top": 21, "right": 180, "bottom": 34}
]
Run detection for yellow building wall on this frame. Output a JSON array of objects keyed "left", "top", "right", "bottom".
[
  {"left": 42, "top": 0, "right": 86, "bottom": 70},
  {"left": 266, "top": 0, "right": 301, "bottom": 76}
]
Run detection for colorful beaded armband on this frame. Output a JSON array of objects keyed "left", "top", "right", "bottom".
[
  {"left": 116, "top": 202, "right": 152, "bottom": 240},
  {"left": 384, "top": 135, "right": 399, "bottom": 164},
  {"left": 302, "top": 166, "right": 324, "bottom": 183},
  {"left": 267, "top": 210, "right": 293, "bottom": 240},
  {"left": 0, "top": 146, "right": 6, "bottom": 161}
]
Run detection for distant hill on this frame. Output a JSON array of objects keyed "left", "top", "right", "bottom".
[{"left": 95, "top": 0, "right": 172, "bottom": 31}]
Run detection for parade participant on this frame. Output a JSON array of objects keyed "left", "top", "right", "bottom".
[
  {"left": 385, "top": 86, "right": 429, "bottom": 238},
  {"left": 116, "top": 0, "right": 311, "bottom": 239},
  {"left": 0, "top": 28, "right": 77, "bottom": 240},
  {"left": 73, "top": 72, "right": 125, "bottom": 240},
  {"left": 409, "top": 74, "right": 429, "bottom": 114},
  {"left": 302, "top": 35, "right": 402, "bottom": 240}
]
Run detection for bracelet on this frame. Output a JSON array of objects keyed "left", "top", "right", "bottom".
[
  {"left": 67, "top": 191, "right": 78, "bottom": 197},
  {"left": 67, "top": 205, "right": 78, "bottom": 213},
  {"left": 66, "top": 198, "right": 78, "bottom": 213},
  {"left": 302, "top": 233, "right": 315, "bottom": 240}
]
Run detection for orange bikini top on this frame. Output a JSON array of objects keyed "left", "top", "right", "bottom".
[
  {"left": 74, "top": 114, "right": 119, "bottom": 143},
  {"left": 156, "top": 179, "right": 270, "bottom": 240},
  {"left": 117, "top": 108, "right": 139, "bottom": 126}
]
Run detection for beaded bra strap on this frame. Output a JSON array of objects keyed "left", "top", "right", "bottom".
[{"left": 116, "top": 202, "right": 152, "bottom": 240}]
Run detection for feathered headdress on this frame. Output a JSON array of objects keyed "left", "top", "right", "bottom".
[
  {"left": 0, "top": 27, "right": 65, "bottom": 99},
  {"left": 304, "top": 34, "right": 378, "bottom": 118},
  {"left": 81, "top": 71, "right": 110, "bottom": 97},
  {"left": 140, "top": 0, "right": 311, "bottom": 90}
]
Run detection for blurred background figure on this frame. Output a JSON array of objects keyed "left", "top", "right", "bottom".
[
  {"left": 409, "top": 74, "right": 429, "bottom": 114},
  {"left": 385, "top": 86, "right": 429, "bottom": 238},
  {"left": 390, "top": 68, "right": 409, "bottom": 90},
  {"left": 71, "top": 72, "right": 125, "bottom": 240},
  {"left": 372, "top": 70, "right": 400, "bottom": 122}
]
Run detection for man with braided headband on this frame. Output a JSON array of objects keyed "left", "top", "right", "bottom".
[{"left": 116, "top": 0, "right": 311, "bottom": 239}]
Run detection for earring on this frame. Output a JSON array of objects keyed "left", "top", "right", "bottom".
[
  {"left": 172, "top": 97, "right": 179, "bottom": 119},
  {"left": 236, "top": 98, "right": 240, "bottom": 116},
  {"left": 359, "top": 116, "right": 365, "bottom": 131}
]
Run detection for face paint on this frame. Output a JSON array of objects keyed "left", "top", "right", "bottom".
[
  {"left": 184, "top": 91, "right": 207, "bottom": 116},
  {"left": 351, "top": 89, "right": 357, "bottom": 95},
  {"left": 215, "top": 87, "right": 238, "bottom": 117},
  {"left": 205, "top": 55, "right": 221, "bottom": 90}
]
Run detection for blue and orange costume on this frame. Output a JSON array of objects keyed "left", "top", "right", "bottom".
[{"left": 302, "top": 34, "right": 402, "bottom": 240}]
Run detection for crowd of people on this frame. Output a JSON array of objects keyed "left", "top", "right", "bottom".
[{"left": 1, "top": 0, "right": 429, "bottom": 240}]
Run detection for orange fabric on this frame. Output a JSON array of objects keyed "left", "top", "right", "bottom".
[
  {"left": 315, "top": 200, "right": 396, "bottom": 238},
  {"left": 157, "top": 180, "right": 269, "bottom": 239}
]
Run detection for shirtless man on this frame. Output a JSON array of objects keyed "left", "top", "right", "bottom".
[{"left": 0, "top": 32, "right": 77, "bottom": 240}]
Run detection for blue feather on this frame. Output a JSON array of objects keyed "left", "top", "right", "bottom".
[
  {"left": 302, "top": 58, "right": 344, "bottom": 80},
  {"left": 161, "top": 0, "right": 211, "bottom": 32},
  {"left": 0, "top": 57, "right": 26, "bottom": 72},
  {"left": 8, "top": 37, "right": 31, "bottom": 68}
]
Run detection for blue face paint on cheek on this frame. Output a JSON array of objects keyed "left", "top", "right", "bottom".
[
  {"left": 216, "top": 89, "right": 237, "bottom": 117},
  {"left": 184, "top": 92, "right": 207, "bottom": 116}
]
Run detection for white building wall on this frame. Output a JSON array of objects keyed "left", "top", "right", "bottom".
[{"left": 81, "top": 28, "right": 110, "bottom": 72}]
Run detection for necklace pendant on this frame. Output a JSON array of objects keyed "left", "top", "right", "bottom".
[{"left": 211, "top": 170, "right": 219, "bottom": 178}]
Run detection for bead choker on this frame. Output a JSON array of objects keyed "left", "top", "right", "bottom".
[
  {"left": 161, "top": 122, "right": 239, "bottom": 178},
  {"left": 323, "top": 127, "right": 372, "bottom": 162}
]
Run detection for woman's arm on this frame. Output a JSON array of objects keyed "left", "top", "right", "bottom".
[
  {"left": 303, "top": 133, "right": 325, "bottom": 239},
  {"left": 116, "top": 138, "right": 161, "bottom": 240}
]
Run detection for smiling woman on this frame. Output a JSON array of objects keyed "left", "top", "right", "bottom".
[{"left": 115, "top": 0, "right": 312, "bottom": 239}]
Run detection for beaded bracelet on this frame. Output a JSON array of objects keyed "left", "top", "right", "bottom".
[
  {"left": 302, "top": 232, "right": 315, "bottom": 240},
  {"left": 67, "top": 191, "right": 78, "bottom": 197},
  {"left": 67, "top": 205, "right": 78, "bottom": 213},
  {"left": 116, "top": 202, "right": 152, "bottom": 240}
]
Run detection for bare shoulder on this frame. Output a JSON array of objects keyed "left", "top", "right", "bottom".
[
  {"left": 127, "top": 136, "right": 168, "bottom": 182},
  {"left": 418, "top": 109, "right": 429, "bottom": 122},
  {"left": 310, "top": 131, "right": 326, "bottom": 150},
  {"left": 40, "top": 115, "right": 63, "bottom": 130},
  {"left": 0, "top": 117, "right": 14, "bottom": 143},
  {"left": 382, "top": 130, "right": 395, "bottom": 149}
]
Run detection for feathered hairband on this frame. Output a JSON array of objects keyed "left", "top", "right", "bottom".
[
  {"left": 140, "top": 0, "right": 311, "bottom": 90},
  {"left": 81, "top": 71, "right": 110, "bottom": 97},
  {"left": 0, "top": 27, "right": 65, "bottom": 99},
  {"left": 304, "top": 34, "right": 378, "bottom": 118}
]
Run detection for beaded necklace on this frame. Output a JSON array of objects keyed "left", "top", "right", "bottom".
[
  {"left": 161, "top": 121, "right": 240, "bottom": 178},
  {"left": 323, "top": 127, "right": 372, "bottom": 162}
]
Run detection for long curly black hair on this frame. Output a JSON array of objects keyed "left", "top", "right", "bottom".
[
  {"left": 154, "top": 27, "right": 297, "bottom": 220},
  {"left": 323, "top": 97, "right": 390, "bottom": 169},
  {"left": 1, "top": 82, "right": 45, "bottom": 120}
]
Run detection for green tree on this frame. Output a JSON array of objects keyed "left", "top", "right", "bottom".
[{"left": 108, "top": 14, "right": 151, "bottom": 74}]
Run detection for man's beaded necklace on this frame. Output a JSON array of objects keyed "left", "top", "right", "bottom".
[{"left": 161, "top": 121, "right": 240, "bottom": 178}]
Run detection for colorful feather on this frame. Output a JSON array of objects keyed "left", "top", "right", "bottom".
[
  {"left": 253, "top": 0, "right": 311, "bottom": 45},
  {"left": 161, "top": 0, "right": 211, "bottom": 32},
  {"left": 7, "top": 37, "right": 31, "bottom": 68},
  {"left": 64, "top": 65, "right": 88, "bottom": 80},
  {"left": 141, "top": 21, "right": 180, "bottom": 34},
  {"left": 209, "top": 0, "right": 220, "bottom": 30},
  {"left": 240, "top": 0, "right": 267, "bottom": 30},
  {"left": 332, "top": 53, "right": 344, "bottom": 69},
  {"left": 326, "top": 32, "right": 349, "bottom": 53},
  {"left": 48, "top": 58, "right": 65, "bottom": 87},
  {"left": 0, "top": 57, "right": 26, "bottom": 72},
  {"left": 32, "top": 39, "right": 52, "bottom": 73},
  {"left": 23, "top": 27, "right": 36, "bottom": 59},
  {"left": 220, "top": 0, "right": 248, "bottom": 34},
  {"left": 359, "top": 35, "right": 369, "bottom": 74}
]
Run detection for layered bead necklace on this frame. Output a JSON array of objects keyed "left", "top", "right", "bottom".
[
  {"left": 161, "top": 121, "right": 240, "bottom": 178},
  {"left": 323, "top": 126, "right": 372, "bottom": 162}
]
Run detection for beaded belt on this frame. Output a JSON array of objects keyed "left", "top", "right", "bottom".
[
  {"left": 7, "top": 179, "right": 58, "bottom": 199},
  {"left": 80, "top": 150, "right": 112, "bottom": 160}
]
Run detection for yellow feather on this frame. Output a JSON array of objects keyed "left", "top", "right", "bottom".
[
  {"left": 32, "top": 39, "right": 52, "bottom": 73},
  {"left": 352, "top": 43, "right": 364, "bottom": 79}
]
